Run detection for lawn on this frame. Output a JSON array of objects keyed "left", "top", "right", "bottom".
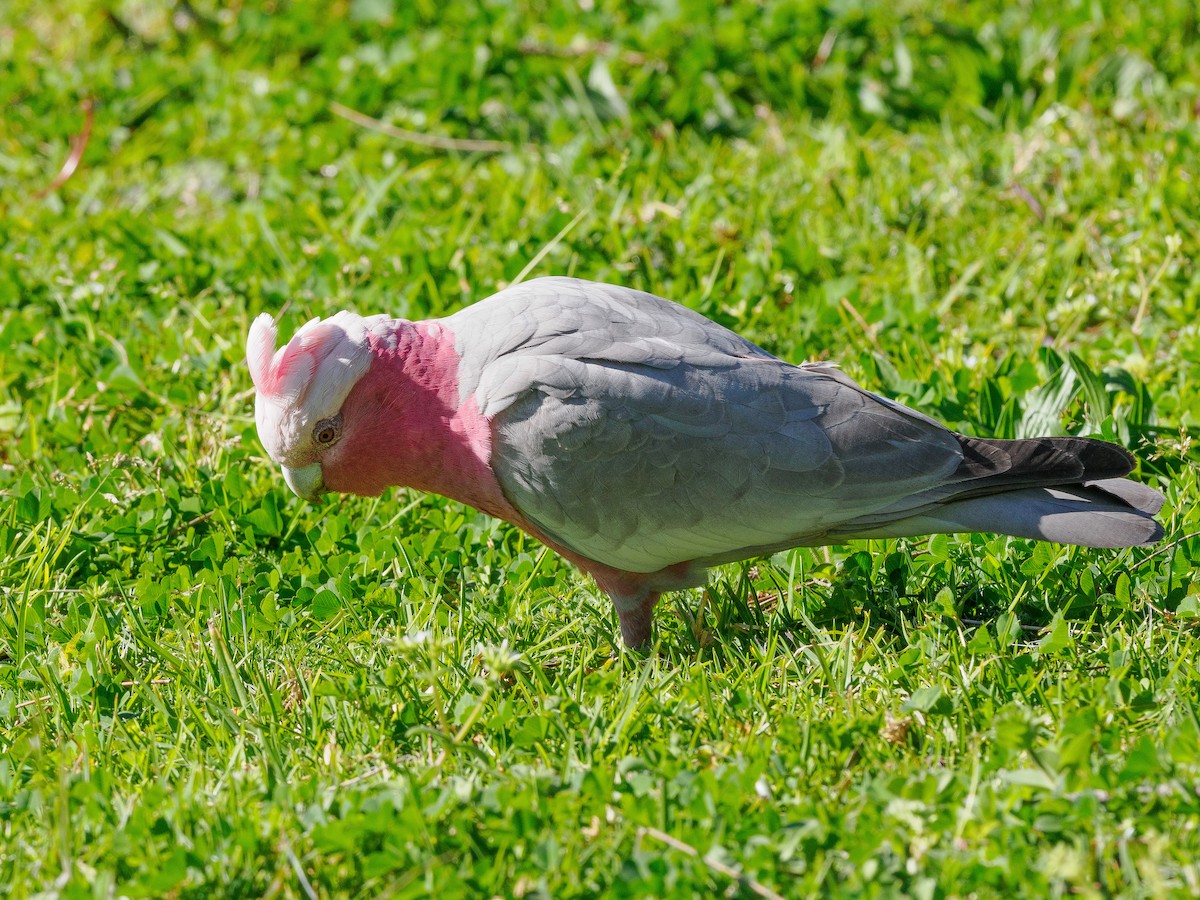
[{"left": 3, "top": 1, "right": 1200, "bottom": 896}]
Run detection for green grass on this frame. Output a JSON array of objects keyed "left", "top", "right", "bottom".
[{"left": 3, "top": 0, "right": 1200, "bottom": 896}]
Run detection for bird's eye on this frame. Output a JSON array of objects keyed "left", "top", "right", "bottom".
[{"left": 313, "top": 415, "right": 342, "bottom": 446}]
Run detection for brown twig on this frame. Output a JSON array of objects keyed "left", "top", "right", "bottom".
[
  {"left": 35, "top": 98, "right": 95, "bottom": 199},
  {"left": 812, "top": 29, "right": 839, "bottom": 69},
  {"left": 1133, "top": 528, "right": 1200, "bottom": 566},
  {"left": 1008, "top": 180, "right": 1045, "bottom": 222},
  {"left": 839, "top": 296, "right": 883, "bottom": 353},
  {"left": 330, "top": 101, "right": 521, "bottom": 154},
  {"left": 167, "top": 509, "right": 216, "bottom": 538}
]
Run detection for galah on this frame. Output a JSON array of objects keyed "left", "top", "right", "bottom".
[{"left": 247, "top": 277, "right": 1164, "bottom": 647}]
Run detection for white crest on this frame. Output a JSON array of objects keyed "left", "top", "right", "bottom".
[{"left": 246, "top": 310, "right": 389, "bottom": 464}]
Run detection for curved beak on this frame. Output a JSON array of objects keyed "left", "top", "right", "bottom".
[{"left": 281, "top": 463, "right": 325, "bottom": 502}]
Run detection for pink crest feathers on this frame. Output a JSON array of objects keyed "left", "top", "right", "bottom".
[
  {"left": 247, "top": 312, "right": 381, "bottom": 406},
  {"left": 247, "top": 314, "right": 281, "bottom": 394},
  {"left": 247, "top": 309, "right": 387, "bottom": 465},
  {"left": 247, "top": 313, "right": 324, "bottom": 402}
]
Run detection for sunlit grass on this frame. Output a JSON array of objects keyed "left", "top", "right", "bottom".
[{"left": 2, "top": 1, "right": 1199, "bottom": 896}]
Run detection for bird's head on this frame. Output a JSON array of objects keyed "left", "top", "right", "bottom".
[{"left": 246, "top": 310, "right": 383, "bottom": 501}]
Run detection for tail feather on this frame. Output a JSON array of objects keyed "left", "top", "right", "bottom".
[
  {"left": 832, "top": 435, "right": 1165, "bottom": 548},
  {"left": 838, "top": 484, "right": 1163, "bottom": 548},
  {"left": 1084, "top": 476, "right": 1165, "bottom": 515},
  {"left": 928, "top": 486, "right": 1161, "bottom": 547}
]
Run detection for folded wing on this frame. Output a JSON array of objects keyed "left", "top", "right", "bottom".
[{"left": 460, "top": 279, "right": 966, "bottom": 572}]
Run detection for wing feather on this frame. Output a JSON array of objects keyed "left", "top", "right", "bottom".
[{"left": 451, "top": 278, "right": 964, "bottom": 573}]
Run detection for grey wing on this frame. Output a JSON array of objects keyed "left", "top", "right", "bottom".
[
  {"left": 447, "top": 277, "right": 779, "bottom": 414},
  {"left": 489, "top": 354, "right": 965, "bottom": 574}
]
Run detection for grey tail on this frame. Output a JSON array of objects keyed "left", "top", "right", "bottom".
[{"left": 837, "top": 435, "right": 1166, "bottom": 548}]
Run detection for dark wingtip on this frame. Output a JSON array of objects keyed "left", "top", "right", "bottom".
[
  {"left": 1074, "top": 438, "right": 1135, "bottom": 480},
  {"left": 954, "top": 435, "right": 1137, "bottom": 486}
]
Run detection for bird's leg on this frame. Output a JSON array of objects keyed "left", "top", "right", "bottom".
[
  {"left": 614, "top": 592, "right": 660, "bottom": 650},
  {"left": 586, "top": 562, "right": 697, "bottom": 649}
]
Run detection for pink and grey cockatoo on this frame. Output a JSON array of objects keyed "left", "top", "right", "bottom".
[{"left": 247, "top": 277, "right": 1164, "bottom": 647}]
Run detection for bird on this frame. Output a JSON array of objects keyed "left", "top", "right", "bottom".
[{"left": 247, "top": 277, "right": 1165, "bottom": 648}]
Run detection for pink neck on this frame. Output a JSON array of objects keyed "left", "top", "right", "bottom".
[{"left": 320, "top": 321, "right": 517, "bottom": 520}]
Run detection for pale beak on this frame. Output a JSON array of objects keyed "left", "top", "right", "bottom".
[{"left": 281, "top": 463, "right": 325, "bottom": 501}]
